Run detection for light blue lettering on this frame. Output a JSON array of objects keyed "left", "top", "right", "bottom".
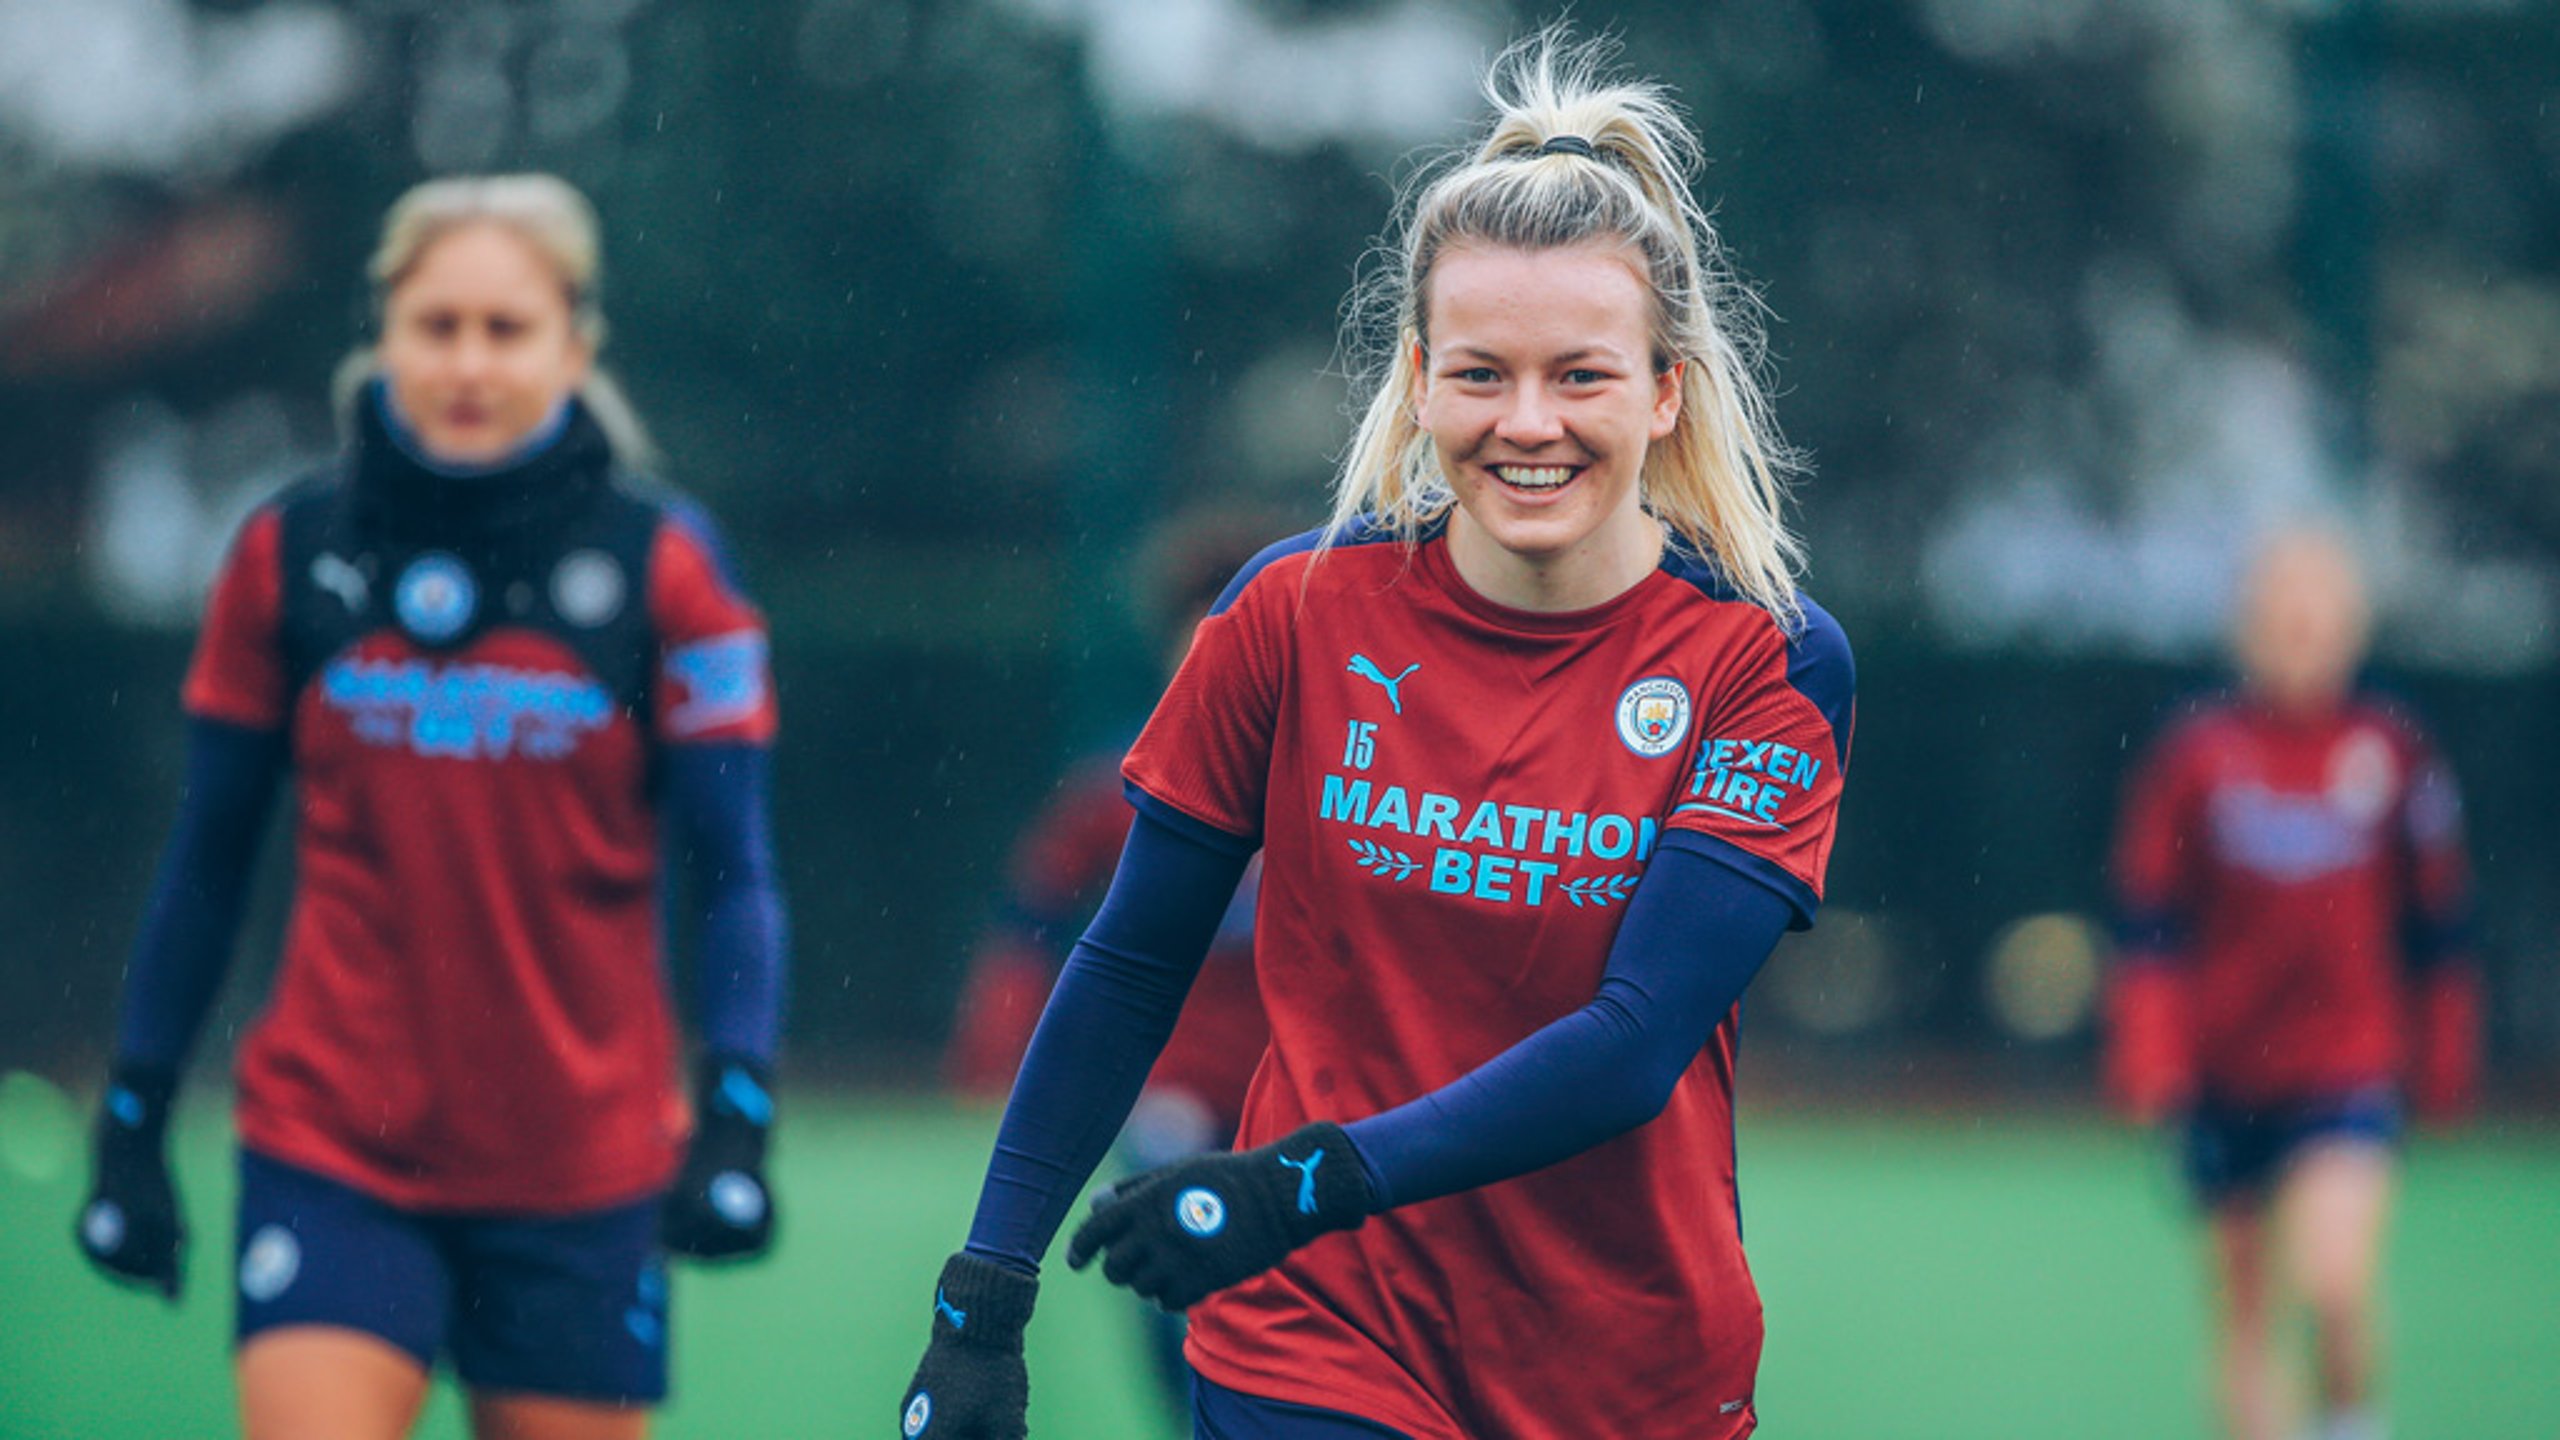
[
  {"left": 1503, "top": 804, "right": 1543, "bottom": 851},
  {"left": 1794, "top": 752, "right": 1822, "bottom": 789},
  {"left": 323, "top": 657, "right": 611, "bottom": 762},
  {"left": 1518, "top": 860, "right": 1559, "bottom": 906},
  {"left": 1637, "top": 816, "right": 1659, "bottom": 860},
  {"left": 1370, "top": 786, "right": 1412, "bottom": 833},
  {"left": 1430, "top": 848, "right": 1472, "bottom": 894},
  {"left": 1754, "top": 785, "right": 1785, "bottom": 822},
  {"left": 1417, "top": 792, "right": 1461, "bottom": 841},
  {"left": 1472, "top": 854, "right": 1516, "bottom": 902},
  {"left": 1540, "top": 809, "right": 1587, "bottom": 857},
  {"left": 1459, "top": 801, "right": 1504, "bottom": 847},
  {"left": 415, "top": 709, "right": 479, "bottom": 757},
  {"left": 1319, "top": 774, "right": 1372, "bottom": 825},
  {"left": 1726, "top": 774, "right": 1761, "bottom": 810},
  {"left": 1591, "top": 814, "right": 1636, "bottom": 860}
]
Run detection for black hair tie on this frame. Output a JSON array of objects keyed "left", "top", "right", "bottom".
[{"left": 1533, "top": 134, "right": 1597, "bottom": 160}]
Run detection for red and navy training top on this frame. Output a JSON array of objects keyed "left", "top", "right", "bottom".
[
  {"left": 183, "top": 469, "right": 778, "bottom": 1214},
  {"left": 2113, "top": 695, "right": 2471, "bottom": 1105},
  {"left": 1124, "top": 524, "right": 1853, "bottom": 1440}
]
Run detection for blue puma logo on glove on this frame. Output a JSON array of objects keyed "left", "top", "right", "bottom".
[
  {"left": 934, "top": 1287, "right": 967, "bottom": 1331},
  {"left": 1278, "top": 1149, "right": 1326, "bottom": 1215},
  {"left": 1346, "top": 655, "right": 1420, "bottom": 715},
  {"left": 717, "top": 1067, "right": 773, "bottom": 1126}
]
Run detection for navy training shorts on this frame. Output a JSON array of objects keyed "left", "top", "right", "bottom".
[
  {"left": 1193, "top": 1369, "right": 1416, "bottom": 1440},
  {"left": 233, "top": 1148, "right": 670, "bottom": 1404},
  {"left": 2182, "top": 1085, "right": 2402, "bottom": 1207}
]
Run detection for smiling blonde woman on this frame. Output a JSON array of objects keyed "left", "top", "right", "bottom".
[{"left": 898, "top": 29, "right": 1851, "bottom": 1440}]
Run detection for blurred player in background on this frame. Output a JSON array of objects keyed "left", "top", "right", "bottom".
[
  {"left": 2105, "top": 530, "right": 2478, "bottom": 1440},
  {"left": 943, "top": 509, "right": 1276, "bottom": 1415},
  {"left": 898, "top": 28, "right": 1851, "bottom": 1440},
  {"left": 73, "top": 174, "right": 789, "bottom": 1440}
]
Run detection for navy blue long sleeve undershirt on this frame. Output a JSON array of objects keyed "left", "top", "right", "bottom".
[
  {"left": 961, "top": 815, "right": 1793, "bottom": 1271},
  {"left": 662, "top": 742, "right": 790, "bottom": 1065},
  {"left": 1342, "top": 832, "right": 1792, "bottom": 1209},
  {"left": 114, "top": 718, "right": 289, "bottom": 1072},
  {"left": 965, "top": 810, "right": 1251, "bottom": 1272},
  {"left": 115, "top": 724, "right": 788, "bottom": 1076}
]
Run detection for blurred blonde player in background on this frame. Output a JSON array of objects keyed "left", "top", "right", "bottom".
[
  {"left": 2105, "top": 530, "right": 2480, "bottom": 1440},
  {"left": 74, "top": 175, "right": 788, "bottom": 1440}
]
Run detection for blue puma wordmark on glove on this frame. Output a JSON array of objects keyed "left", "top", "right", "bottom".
[
  {"left": 663, "top": 1054, "right": 779, "bottom": 1261},
  {"left": 74, "top": 1065, "right": 185, "bottom": 1301},
  {"left": 899, "top": 1252, "right": 1039, "bottom": 1439},
  {"left": 1065, "top": 1122, "right": 1375, "bottom": 1312}
]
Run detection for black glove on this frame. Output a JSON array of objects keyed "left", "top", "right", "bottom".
[
  {"left": 898, "top": 1252, "right": 1038, "bottom": 1440},
  {"left": 74, "top": 1065, "right": 184, "bottom": 1301},
  {"left": 1066, "top": 1122, "right": 1374, "bottom": 1312},
  {"left": 662, "top": 1054, "right": 777, "bottom": 1260}
]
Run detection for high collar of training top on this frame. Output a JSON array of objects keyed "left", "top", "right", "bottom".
[{"left": 352, "top": 380, "right": 615, "bottom": 554}]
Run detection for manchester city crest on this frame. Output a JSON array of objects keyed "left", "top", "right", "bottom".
[
  {"left": 1175, "top": 1186, "right": 1228, "bottom": 1237},
  {"left": 394, "top": 552, "right": 478, "bottom": 647},
  {"left": 1615, "top": 676, "right": 1693, "bottom": 758}
]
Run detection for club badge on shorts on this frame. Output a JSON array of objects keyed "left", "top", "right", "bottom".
[
  {"left": 238, "top": 1224, "right": 302, "bottom": 1304},
  {"left": 394, "top": 552, "right": 478, "bottom": 647},
  {"left": 1616, "top": 676, "right": 1693, "bottom": 758}
]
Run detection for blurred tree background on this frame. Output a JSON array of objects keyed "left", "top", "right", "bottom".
[{"left": 2, "top": 0, "right": 2554, "bottom": 1097}]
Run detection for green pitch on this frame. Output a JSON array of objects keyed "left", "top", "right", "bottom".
[{"left": 2, "top": 1091, "right": 2554, "bottom": 1438}]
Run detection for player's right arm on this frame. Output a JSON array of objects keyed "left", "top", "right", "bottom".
[
  {"left": 77, "top": 506, "right": 293, "bottom": 1299},
  {"left": 897, "top": 546, "right": 1288, "bottom": 1440},
  {"left": 2392, "top": 725, "right": 2481, "bottom": 1122},
  {"left": 2103, "top": 715, "right": 2205, "bottom": 1123},
  {"left": 899, "top": 810, "right": 1250, "bottom": 1439}
]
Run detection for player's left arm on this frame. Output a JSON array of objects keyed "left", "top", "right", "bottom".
[
  {"left": 1339, "top": 841, "right": 1792, "bottom": 1203},
  {"left": 1064, "top": 841, "right": 1792, "bottom": 1310},
  {"left": 649, "top": 504, "right": 789, "bottom": 1258},
  {"left": 2395, "top": 728, "right": 2480, "bottom": 1122}
]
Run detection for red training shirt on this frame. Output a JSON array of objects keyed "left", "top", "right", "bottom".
[
  {"left": 1125, "top": 526, "right": 1853, "bottom": 1439},
  {"left": 183, "top": 499, "right": 777, "bottom": 1213},
  {"left": 2113, "top": 695, "right": 2471, "bottom": 1105}
]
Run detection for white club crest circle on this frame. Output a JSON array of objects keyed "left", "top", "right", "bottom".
[
  {"left": 551, "top": 549, "right": 626, "bottom": 628},
  {"left": 81, "top": 1200, "right": 127, "bottom": 1254},
  {"left": 1175, "top": 1186, "right": 1228, "bottom": 1237},
  {"left": 1615, "top": 677, "right": 1693, "bottom": 758},
  {"left": 239, "top": 1224, "right": 302, "bottom": 1303},
  {"left": 709, "top": 1170, "right": 768, "bottom": 1226},
  {"left": 903, "top": 1393, "right": 932, "bottom": 1437}
]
